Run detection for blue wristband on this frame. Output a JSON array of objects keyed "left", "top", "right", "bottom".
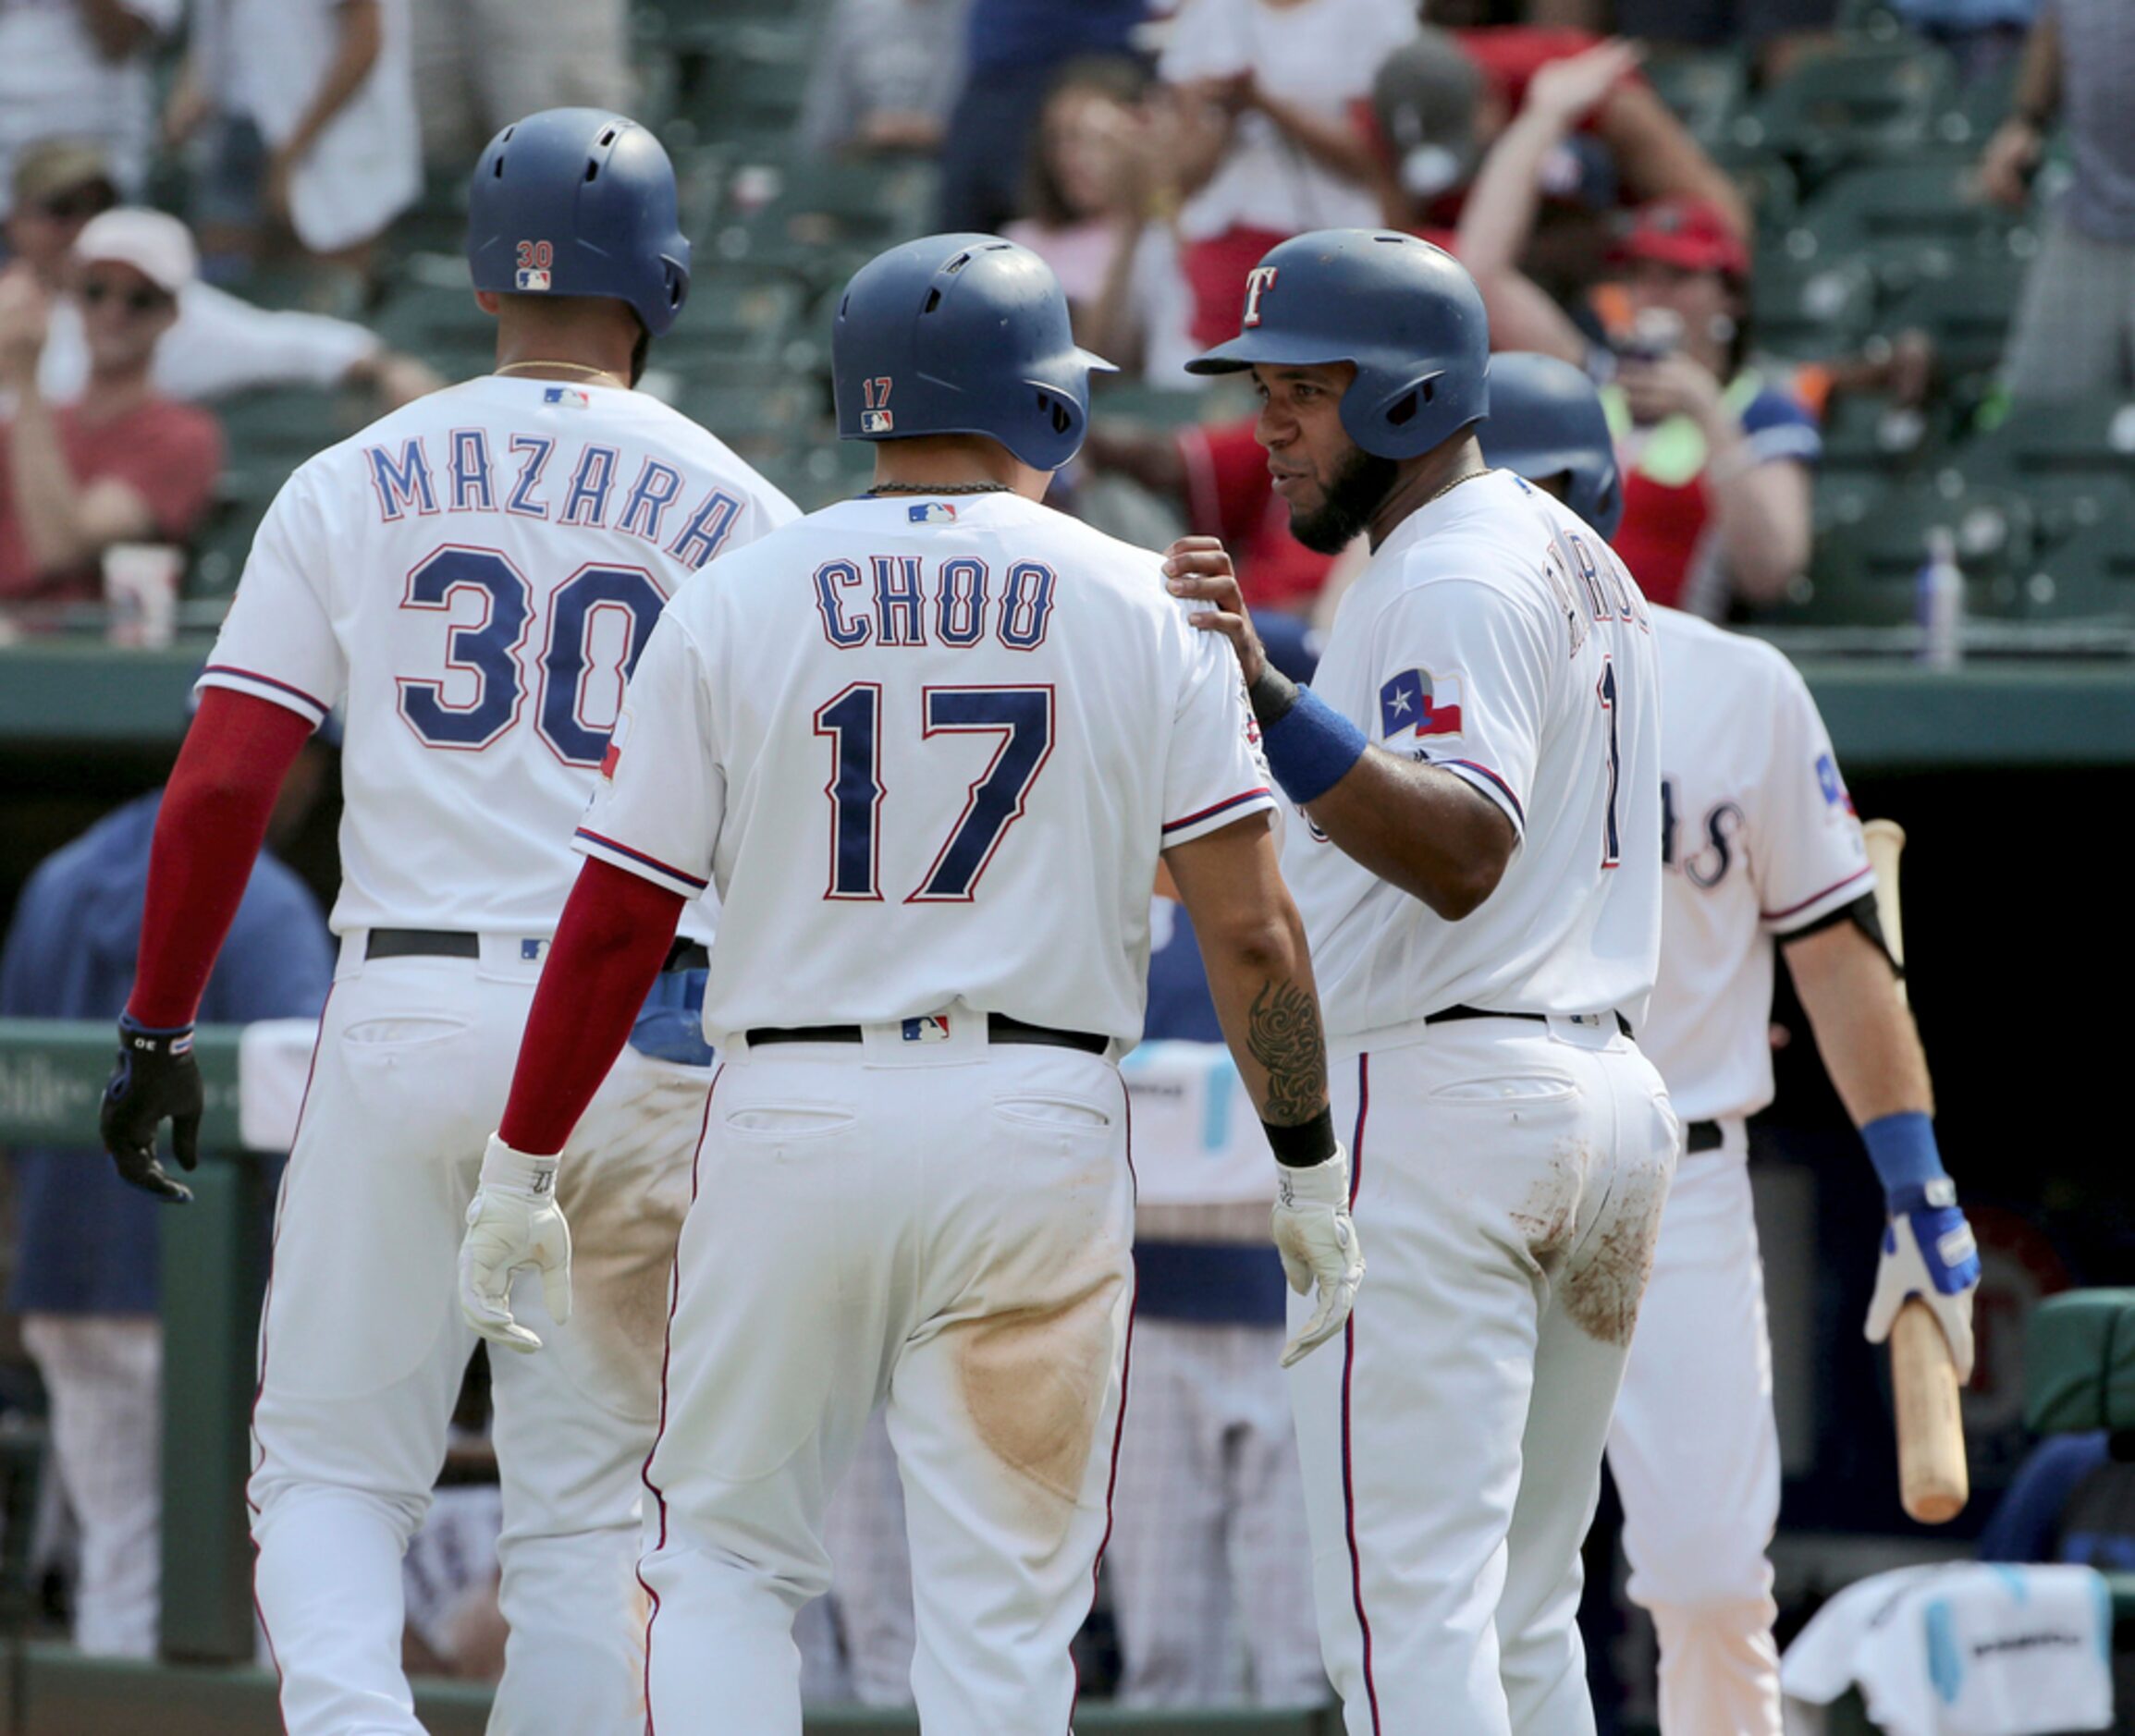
[
  {"left": 1860, "top": 1110, "right": 1945, "bottom": 1206},
  {"left": 1260, "top": 684, "right": 1368, "bottom": 806}
]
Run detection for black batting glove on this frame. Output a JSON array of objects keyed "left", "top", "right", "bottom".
[{"left": 98, "top": 1016, "right": 202, "bottom": 1204}]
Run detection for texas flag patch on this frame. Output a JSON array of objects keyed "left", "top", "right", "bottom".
[
  {"left": 1815, "top": 752, "right": 1857, "bottom": 814},
  {"left": 909, "top": 501, "right": 956, "bottom": 523},
  {"left": 1379, "top": 667, "right": 1466, "bottom": 740}
]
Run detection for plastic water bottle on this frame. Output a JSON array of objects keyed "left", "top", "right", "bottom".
[{"left": 1916, "top": 527, "right": 1964, "bottom": 670}]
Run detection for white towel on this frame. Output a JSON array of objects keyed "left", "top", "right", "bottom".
[
  {"left": 1782, "top": 1562, "right": 2113, "bottom": 1736},
  {"left": 237, "top": 1017, "right": 325, "bottom": 1153}
]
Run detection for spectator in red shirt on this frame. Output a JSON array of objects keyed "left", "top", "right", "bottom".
[
  {"left": 0, "top": 207, "right": 222, "bottom": 612},
  {"left": 1081, "top": 413, "right": 1337, "bottom": 615}
]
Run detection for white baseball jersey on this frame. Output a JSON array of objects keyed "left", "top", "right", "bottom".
[
  {"left": 199, "top": 374, "right": 797, "bottom": 935},
  {"left": 1282, "top": 469, "right": 1663, "bottom": 1038},
  {"left": 575, "top": 491, "right": 1275, "bottom": 1045},
  {"left": 1640, "top": 607, "right": 1875, "bottom": 1122}
]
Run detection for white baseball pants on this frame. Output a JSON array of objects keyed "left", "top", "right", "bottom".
[
  {"left": 1608, "top": 1118, "right": 1785, "bottom": 1736},
  {"left": 1289, "top": 1016, "right": 1678, "bottom": 1736},
  {"left": 1105, "top": 1317, "right": 1324, "bottom": 1706},
  {"left": 248, "top": 937, "right": 708, "bottom": 1736},
  {"left": 636, "top": 1020, "right": 1135, "bottom": 1736},
  {"left": 20, "top": 1314, "right": 162, "bottom": 1658}
]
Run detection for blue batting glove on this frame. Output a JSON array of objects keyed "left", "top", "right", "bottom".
[{"left": 1863, "top": 1178, "right": 1981, "bottom": 1383}]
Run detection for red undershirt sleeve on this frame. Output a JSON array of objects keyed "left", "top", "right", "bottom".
[
  {"left": 497, "top": 857, "right": 686, "bottom": 1155},
  {"left": 127, "top": 688, "right": 317, "bottom": 1029}
]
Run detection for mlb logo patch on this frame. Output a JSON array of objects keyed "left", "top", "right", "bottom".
[
  {"left": 521, "top": 938, "right": 549, "bottom": 963},
  {"left": 862, "top": 409, "right": 894, "bottom": 434},
  {"left": 1379, "top": 667, "right": 1466, "bottom": 740},
  {"left": 515, "top": 268, "right": 552, "bottom": 292},
  {"left": 901, "top": 1015, "right": 951, "bottom": 1044},
  {"left": 909, "top": 501, "right": 956, "bottom": 523},
  {"left": 543, "top": 385, "right": 591, "bottom": 409},
  {"left": 1815, "top": 752, "right": 1856, "bottom": 813}
]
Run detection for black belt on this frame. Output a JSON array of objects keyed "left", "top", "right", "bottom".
[
  {"left": 1685, "top": 1119, "right": 1723, "bottom": 1154},
  {"left": 747, "top": 1014, "right": 1107, "bottom": 1056},
  {"left": 365, "top": 928, "right": 709, "bottom": 972},
  {"left": 1425, "top": 1003, "right": 1634, "bottom": 1038}
]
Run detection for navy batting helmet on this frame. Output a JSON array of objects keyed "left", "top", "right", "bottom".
[
  {"left": 468, "top": 109, "right": 690, "bottom": 338},
  {"left": 1477, "top": 352, "right": 1623, "bottom": 539},
  {"left": 1186, "top": 229, "right": 1489, "bottom": 460},
  {"left": 833, "top": 233, "right": 1115, "bottom": 472}
]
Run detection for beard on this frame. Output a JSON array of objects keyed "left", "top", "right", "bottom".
[{"left": 1287, "top": 446, "right": 1399, "bottom": 554}]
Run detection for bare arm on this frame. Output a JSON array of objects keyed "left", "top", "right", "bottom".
[
  {"left": 277, "top": 0, "right": 383, "bottom": 172},
  {"left": 1248, "top": 81, "right": 1381, "bottom": 187},
  {"left": 1784, "top": 918, "right": 1933, "bottom": 1127},
  {"left": 1978, "top": 10, "right": 2061, "bottom": 207},
  {"left": 1454, "top": 45, "right": 1638, "bottom": 367},
  {"left": 1594, "top": 81, "right": 1750, "bottom": 234},
  {"left": 1162, "top": 814, "right": 1329, "bottom": 1128},
  {"left": 1165, "top": 536, "right": 1519, "bottom": 921},
  {"left": 78, "top": 0, "right": 153, "bottom": 59}
]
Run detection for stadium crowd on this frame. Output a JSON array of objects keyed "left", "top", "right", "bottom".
[{"left": 0, "top": 0, "right": 2125, "bottom": 1725}]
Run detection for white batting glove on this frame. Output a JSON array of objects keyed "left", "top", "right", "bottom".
[
  {"left": 458, "top": 1134, "right": 573, "bottom": 1355},
  {"left": 1272, "top": 1145, "right": 1365, "bottom": 1369},
  {"left": 1864, "top": 1199, "right": 1980, "bottom": 1384}
]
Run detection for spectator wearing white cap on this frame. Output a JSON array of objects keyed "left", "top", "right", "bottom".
[
  {"left": 0, "top": 0, "right": 182, "bottom": 221},
  {"left": 3, "top": 141, "right": 438, "bottom": 410},
  {"left": 0, "top": 209, "right": 223, "bottom": 610}
]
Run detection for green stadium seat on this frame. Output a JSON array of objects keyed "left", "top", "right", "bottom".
[
  {"left": 2012, "top": 516, "right": 2135, "bottom": 623},
  {"left": 1751, "top": 250, "right": 1875, "bottom": 360},
  {"left": 1732, "top": 43, "right": 1957, "bottom": 188},
  {"left": 709, "top": 160, "right": 939, "bottom": 286},
  {"left": 1814, "top": 393, "right": 1946, "bottom": 479},
  {"left": 1795, "top": 159, "right": 2018, "bottom": 282},
  {"left": 1798, "top": 473, "right": 2034, "bottom": 624},
  {"left": 2025, "top": 1291, "right": 2135, "bottom": 1435},
  {"left": 1876, "top": 248, "right": 2030, "bottom": 382},
  {"left": 1642, "top": 49, "right": 1749, "bottom": 149}
]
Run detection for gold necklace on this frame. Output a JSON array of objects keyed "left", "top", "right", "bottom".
[
  {"left": 1423, "top": 468, "right": 1490, "bottom": 508},
  {"left": 495, "top": 361, "right": 623, "bottom": 384}
]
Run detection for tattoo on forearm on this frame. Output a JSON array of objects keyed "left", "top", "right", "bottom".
[{"left": 1248, "top": 978, "right": 1328, "bottom": 1126}]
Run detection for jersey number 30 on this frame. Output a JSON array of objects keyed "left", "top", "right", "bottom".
[
  {"left": 397, "top": 547, "right": 664, "bottom": 765},
  {"left": 815, "top": 683, "right": 1054, "bottom": 902}
]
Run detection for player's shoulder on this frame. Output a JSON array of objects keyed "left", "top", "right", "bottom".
[{"left": 1653, "top": 605, "right": 1801, "bottom": 689}]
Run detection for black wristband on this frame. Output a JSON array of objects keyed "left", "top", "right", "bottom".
[
  {"left": 1264, "top": 1106, "right": 1337, "bottom": 1168},
  {"left": 1246, "top": 664, "right": 1301, "bottom": 727}
]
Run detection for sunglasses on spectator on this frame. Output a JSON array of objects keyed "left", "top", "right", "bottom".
[
  {"left": 79, "top": 279, "right": 173, "bottom": 315},
  {"left": 40, "top": 184, "right": 117, "bottom": 222}
]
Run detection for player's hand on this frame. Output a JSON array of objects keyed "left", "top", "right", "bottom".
[
  {"left": 98, "top": 1016, "right": 202, "bottom": 1204},
  {"left": 1272, "top": 1145, "right": 1364, "bottom": 1368},
  {"left": 1864, "top": 1187, "right": 1981, "bottom": 1384},
  {"left": 459, "top": 1134, "right": 573, "bottom": 1354},
  {"left": 1165, "top": 536, "right": 1267, "bottom": 686}
]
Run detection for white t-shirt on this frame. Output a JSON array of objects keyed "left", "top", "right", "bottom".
[
  {"left": 199, "top": 374, "right": 798, "bottom": 935},
  {"left": 1159, "top": 0, "right": 1414, "bottom": 243},
  {"left": 1640, "top": 607, "right": 1874, "bottom": 1122},
  {"left": 576, "top": 492, "right": 1276, "bottom": 1047},
  {"left": 0, "top": 0, "right": 180, "bottom": 214},
  {"left": 1282, "top": 469, "right": 1664, "bottom": 1039},
  {"left": 38, "top": 280, "right": 379, "bottom": 405},
  {"left": 197, "top": 0, "right": 421, "bottom": 251}
]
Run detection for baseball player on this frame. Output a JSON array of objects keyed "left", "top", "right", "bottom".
[
  {"left": 95, "top": 108, "right": 797, "bottom": 1735},
  {"left": 1169, "top": 229, "right": 1679, "bottom": 1735},
  {"left": 454, "top": 231, "right": 1365, "bottom": 1736},
  {"left": 1479, "top": 351, "right": 1982, "bottom": 1736}
]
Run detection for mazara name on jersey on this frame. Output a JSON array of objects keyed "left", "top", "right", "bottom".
[{"left": 362, "top": 430, "right": 746, "bottom": 569}]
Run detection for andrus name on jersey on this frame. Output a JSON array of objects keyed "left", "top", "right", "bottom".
[
  {"left": 814, "top": 555, "right": 1057, "bottom": 651},
  {"left": 1661, "top": 776, "right": 1747, "bottom": 890},
  {"left": 363, "top": 433, "right": 745, "bottom": 569}
]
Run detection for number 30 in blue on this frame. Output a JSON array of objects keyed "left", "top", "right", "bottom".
[{"left": 398, "top": 547, "right": 663, "bottom": 764}]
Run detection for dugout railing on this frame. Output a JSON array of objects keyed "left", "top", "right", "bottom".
[{"left": 0, "top": 1017, "right": 1344, "bottom": 1735}]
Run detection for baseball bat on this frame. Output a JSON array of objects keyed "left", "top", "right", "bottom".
[{"left": 1860, "top": 818, "right": 1969, "bottom": 1524}]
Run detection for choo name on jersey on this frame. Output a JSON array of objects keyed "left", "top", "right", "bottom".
[
  {"left": 814, "top": 555, "right": 1056, "bottom": 651},
  {"left": 363, "top": 433, "right": 745, "bottom": 569}
]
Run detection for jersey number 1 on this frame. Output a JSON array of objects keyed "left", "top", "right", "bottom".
[{"left": 815, "top": 684, "right": 1054, "bottom": 902}]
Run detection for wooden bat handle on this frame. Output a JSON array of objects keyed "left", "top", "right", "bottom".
[{"left": 1893, "top": 1298, "right": 1969, "bottom": 1522}]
